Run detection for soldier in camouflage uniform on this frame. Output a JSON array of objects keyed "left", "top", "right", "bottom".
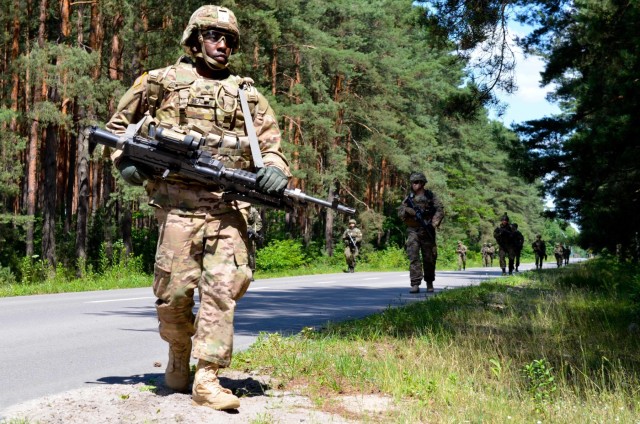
[
  {"left": 481, "top": 243, "right": 489, "bottom": 267},
  {"left": 532, "top": 234, "right": 547, "bottom": 270},
  {"left": 247, "top": 206, "right": 263, "bottom": 274},
  {"left": 563, "top": 245, "right": 571, "bottom": 265},
  {"left": 456, "top": 240, "right": 467, "bottom": 271},
  {"left": 106, "top": 5, "right": 291, "bottom": 410},
  {"left": 486, "top": 242, "right": 495, "bottom": 266},
  {"left": 554, "top": 243, "right": 565, "bottom": 267},
  {"left": 512, "top": 223, "right": 525, "bottom": 272},
  {"left": 398, "top": 172, "right": 445, "bottom": 293},
  {"left": 493, "top": 213, "right": 518, "bottom": 275},
  {"left": 342, "top": 219, "right": 363, "bottom": 273}
]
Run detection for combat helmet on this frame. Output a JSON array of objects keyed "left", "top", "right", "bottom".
[
  {"left": 409, "top": 172, "right": 427, "bottom": 184},
  {"left": 181, "top": 5, "right": 240, "bottom": 69},
  {"left": 348, "top": 219, "right": 357, "bottom": 225},
  {"left": 500, "top": 213, "right": 510, "bottom": 222}
]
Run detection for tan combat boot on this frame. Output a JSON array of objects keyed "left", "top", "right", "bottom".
[
  {"left": 165, "top": 342, "right": 192, "bottom": 392},
  {"left": 192, "top": 359, "right": 240, "bottom": 410}
]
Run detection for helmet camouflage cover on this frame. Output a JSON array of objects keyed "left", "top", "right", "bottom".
[
  {"left": 409, "top": 172, "right": 427, "bottom": 183},
  {"left": 348, "top": 219, "right": 357, "bottom": 225},
  {"left": 181, "top": 5, "right": 240, "bottom": 49}
]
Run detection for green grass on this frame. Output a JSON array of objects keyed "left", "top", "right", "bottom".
[
  {"left": 232, "top": 258, "right": 640, "bottom": 423},
  {"left": 0, "top": 244, "right": 499, "bottom": 297}
]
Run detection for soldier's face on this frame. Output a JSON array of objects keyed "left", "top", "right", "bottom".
[{"left": 202, "top": 29, "right": 233, "bottom": 65}]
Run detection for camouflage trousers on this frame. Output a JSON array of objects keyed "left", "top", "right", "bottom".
[
  {"left": 344, "top": 246, "right": 358, "bottom": 268},
  {"left": 554, "top": 253, "right": 563, "bottom": 267},
  {"left": 534, "top": 252, "right": 545, "bottom": 268},
  {"left": 457, "top": 254, "right": 466, "bottom": 270},
  {"left": 153, "top": 207, "right": 251, "bottom": 368},
  {"left": 498, "top": 246, "right": 517, "bottom": 273},
  {"left": 405, "top": 229, "right": 438, "bottom": 285},
  {"left": 248, "top": 239, "right": 257, "bottom": 272}
]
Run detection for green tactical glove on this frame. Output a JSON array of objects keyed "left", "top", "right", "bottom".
[
  {"left": 117, "top": 157, "right": 150, "bottom": 186},
  {"left": 256, "top": 166, "right": 288, "bottom": 195}
]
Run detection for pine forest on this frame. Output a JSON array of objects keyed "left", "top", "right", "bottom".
[{"left": 0, "top": 0, "right": 637, "bottom": 278}]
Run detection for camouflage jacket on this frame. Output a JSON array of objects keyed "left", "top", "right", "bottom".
[
  {"left": 106, "top": 58, "right": 290, "bottom": 212},
  {"left": 493, "top": 223, "right": 517, "bottom": 250},
  {"left": 514, "top": 230, "right": 525, "bottom": 251},
  {"left": 342, "top": 228, "right": 363, "bottom": 248},
  {"left": 398, "top": 190, "right": 445, "bottom": 229},
  {"left": 532, "top": 240, "right": 546, "bottom": 254}
]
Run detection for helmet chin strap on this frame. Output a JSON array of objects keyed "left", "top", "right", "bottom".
[{"left": 196, "top": 33, "right": 229, "bottom": 70}]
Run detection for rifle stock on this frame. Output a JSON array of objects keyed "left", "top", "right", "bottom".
[{"left": 88, "top": 126, "right": 355, "bottom": 215}]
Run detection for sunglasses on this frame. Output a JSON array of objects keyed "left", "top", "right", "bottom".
[{"left": 201, "top": 29, "right": 238, "bottom": 49}]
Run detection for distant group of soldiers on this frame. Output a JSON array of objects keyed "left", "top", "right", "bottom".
[
  {"left": 486, "top": 213, "right": 571, "bottom": 274},
  {"left": 491, "top": 214, "right": 526, "bottom": 275},
  {"left": 554, "top": 242, "right": 572, "bottom": 267}
]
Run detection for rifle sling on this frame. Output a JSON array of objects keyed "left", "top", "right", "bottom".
[{"left": 238, "top": 86, "right": 264, "bottom": 169}]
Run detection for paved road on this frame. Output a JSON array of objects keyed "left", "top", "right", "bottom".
[{"left": 0, "top": 262, "right": 549, "bottom": 413}]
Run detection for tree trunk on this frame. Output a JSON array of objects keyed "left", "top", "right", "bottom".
[
  {"left": 325, "top": 188, "right": 336, "bottom": 257},
  {"left": 120, "top": 202, "right": 133, "bottom": 257},
  {"left": 75, "top": 127, "right": 89, "bottom": 276},
  {"left": 42, "top": 92, "right": 58, "bottom": 268},
  {"left": 74, "top": 2, "right": 89, "bottom": 275},
  {"left": 25, "top": 0, "right": 48, "bottom": 257},
  {"left": 9, "top": 0, "right": 20, "bottom": 133}
]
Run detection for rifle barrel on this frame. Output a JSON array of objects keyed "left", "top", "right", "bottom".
[{"left": 88, "top": 126, "right": 120, "bottom": 149}]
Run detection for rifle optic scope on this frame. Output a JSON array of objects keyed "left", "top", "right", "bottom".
[{"left": 154, "top": 127, "right": 201, "bottom": 153}]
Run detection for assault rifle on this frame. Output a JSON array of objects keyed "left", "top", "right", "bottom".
[
  {"left": 345, "top": 232, "right": 357, "bottom": 250},
  {"left": 247, "top": 228, "right": 264, "bottom": 243},
  {"left": 88, "top": 125, "right": 355, "bottom": 215},
  {"left": 405, "top": 195, "right": 435, "bottom": 241}
]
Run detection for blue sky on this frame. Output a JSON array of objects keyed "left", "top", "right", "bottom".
[{"left": 487, "top": 24, "right": 561, "bottom": 126}]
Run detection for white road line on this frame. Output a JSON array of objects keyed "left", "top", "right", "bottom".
[{"left": 86, "top": 297, "right": 155, "bottom": 304}]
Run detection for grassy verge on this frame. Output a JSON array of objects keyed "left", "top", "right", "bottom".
[
  {"left": 232, "top": 258, "right": 640, "bottom": 423},
  {"left": 0, "top": 260, "right": 485, "bottom": 298}
]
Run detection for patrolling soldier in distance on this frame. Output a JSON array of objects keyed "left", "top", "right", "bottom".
[
  {"left": 106, "top": 5, "right": 291, "bottom": 411},
  {"left": 398, "top": 172, "right": 445, "bottom": 293},
  {"left": 342, "top": 219, "right": 363, "bottom": 273},
  {"left": 563, "top": 245, "right": 571, "bottom": 265},
  {"left": 493, "top": 213, "right": 518, "bottom": 275},
  {"left": 512, "top": 223, "right": 525, "bottom": 272},
  {"left": 247, "top": 206, "right": 263, "bottom": 275},
  {"left": 486, "top": 242, "right": 495, "bottom": 266},
  {"left": 481, "top": 243, "right": 489, "bottom": 267},
  {"left": 456, "top": 240, "right": 467, "bottom": 271},
  {"left": 554, "top": 243, "right": 565, "bottom": 267},
  {"left": 532, "top": 234, "right": 547, "bottom": 270}
]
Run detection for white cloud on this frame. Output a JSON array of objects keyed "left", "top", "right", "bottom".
[{"left": 472, "top": 23, "right": 561, "bottom": 125}]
